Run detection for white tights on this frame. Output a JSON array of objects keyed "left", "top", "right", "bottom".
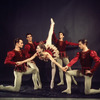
[
  {"left": 50, "top": 62, "right": 56, "bottom": 89},
  {"left": 0, "top": 67, "right": 39, "bottom": 92},
  {"left": 27, "top": 61, "right": 42, "bottom": 88},
  {"left": 45, "top": 18, "right": 56, "bottom": 89},
  {"left": 64, "top": 70, "right": 100, "bottom": 94}
]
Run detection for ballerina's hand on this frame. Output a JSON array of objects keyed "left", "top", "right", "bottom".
[
  {"left": 61, "top": 68, "right": 66, "bottom": 72},
  {"left": 16, "top": 61, "right": 23, "bottom": 65},
  {"left": 62, "top": 66, "right": 69, "bottom": 72}
]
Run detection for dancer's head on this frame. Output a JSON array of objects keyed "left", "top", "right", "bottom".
[
  {"left": 14, "top": 38, "right": 24, "bottom": 48},
  {"left": 36, "top": 43, "right": 46, "bottom": 53},
  {"left": 78, "top": 39, "right": 88, "bottom": 49},
  {"left": 59, "top": 32, "right": 64, "bottom": 39},
  {"left": 26, "top": 33, "right": 33, "bottom": 42}
]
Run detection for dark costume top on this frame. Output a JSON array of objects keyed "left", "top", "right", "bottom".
[
  {"left": 24, "top": 42, "right": 38, "bottom": 58},
  {"left": 4, "top": 49, "right": 27, "bottom": 72},
  {"left": 67, "top": 50, "right": 100, "bottom": 75},
  {"left": 24, "top": 41, "right": 46, "bottom": 58},
  {"left": 52, "top": 33, "right": 78, "bottom": 58}
]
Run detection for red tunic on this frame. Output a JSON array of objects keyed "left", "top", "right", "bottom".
[
  {"left": 67, "top": 50, "right": 100, "bottom": 75},
  {"left": 24, "top": 41, "right": 46, "bottom": 58},
  {"left": 52, "top": 33, "right": 78, "bottom": 58},
  {"left": 24, "top": 42, "right": 38, "bottom": 58},
  {"left": 4, "top": 49, "right": 27, "bottom": 72}
]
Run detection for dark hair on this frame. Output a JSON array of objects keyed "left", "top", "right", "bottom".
[
  {"left": 38, "top": 43, "right": 46, "bottom": 51},
  {"left": 26, "top": 33, "right": 32, "bottom": 38},
  {"left": 58, "top": 32, "right": 65, "bottom": 36},
  {"left": 14, "top": 38, "right": 23, "bottom": 45},
  {"left": 78, "top": 39, "right": 88, "bottom": 45}
]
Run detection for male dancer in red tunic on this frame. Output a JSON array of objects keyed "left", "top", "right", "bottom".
[
  {"left": 62, "top": 39, "right": 100, "bottom": 94},
  {"left": 0, "top": 38, "right": 38, "bottom": 92},
  {"left": 24, "top": 33, "right": 46, "bottom": 89},
  {"left": 52, "top": 32, "right": 78, "bottom": 85},
  {"left": 24, "top": 33, "right": 41, "bottom": 58}
]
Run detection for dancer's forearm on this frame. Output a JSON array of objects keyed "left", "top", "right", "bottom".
[
  {"left": 48, "top": 53, "right": 63, "bottom": 70},
  {"left": 22, "top": 53, "right": 37, "bottom": 63}
]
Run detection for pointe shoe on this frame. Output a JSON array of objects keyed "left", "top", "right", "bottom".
[
  {"left": 62, "top": 89, "right": 71, "bottom": 94},
  {"left": 34, "top": 86, "right": 39, "bottom": 90},
  {"left": 51, "top": 18, "right": 55, "bottom": 25},
  {"left": 50, "top": 81, "right": 54, "bottom": 89},
  {"left": 57, "top": 82, "right": 64, "bottom": 86}
]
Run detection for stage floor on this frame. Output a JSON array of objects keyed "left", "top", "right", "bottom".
[{"left": 0, "top": 81, "right": 100, "bottom": 99}]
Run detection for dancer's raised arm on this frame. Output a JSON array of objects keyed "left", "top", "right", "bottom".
[{"left": 45, "top": 52, "right": 65, "bottom": 72}]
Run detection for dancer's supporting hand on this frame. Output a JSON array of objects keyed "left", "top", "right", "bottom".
[{"left": 62, "top": 66, "right": 69, "bottom": 72}]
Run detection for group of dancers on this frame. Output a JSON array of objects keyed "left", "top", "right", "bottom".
[{"left": 0, "top": 18, "right": 100, "bottom": 95}]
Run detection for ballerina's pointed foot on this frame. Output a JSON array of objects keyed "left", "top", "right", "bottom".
[
  {"left": 51, "top": 18, "right": 55, "bottom": 25},
  {"left": 50, "top": 81, "right": 54, "bottom": 89}
]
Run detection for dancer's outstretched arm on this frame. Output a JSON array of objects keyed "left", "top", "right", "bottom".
[
  {"left": 16, "top": 53, "right": 37, "bottom": 65},
  {"left": 45, "top": 18, "right": 55, "bottom": 46},
  {"left": 46, "top": 52, "right": 65, "bottom": 72}
]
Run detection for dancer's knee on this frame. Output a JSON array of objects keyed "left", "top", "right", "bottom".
[
  {"left": 85, "top": 89, "right": 90, "bottom": 95},
  {"left": 36, "top": 68, "right": 39, "bottom": 73},
  {"left": 65, "top": 71, "right": 70, "bottom": 75},
  {"left": 13, "top": 86, "right": 20, "bottom": 92},
  {"left": 32, "top": 69, "right": 37, "bottom": 74},
  {"left": 15, "top": 88, "right": 20, "bottom": 92}
]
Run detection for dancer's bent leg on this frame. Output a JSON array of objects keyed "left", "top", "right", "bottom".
[
  {"left": 27, "top": 62, "right": 42, "bottom": 89},
  {"left": 84, "top": 75, "right": 100, "bottom": 94},
  {"left": 23, "top": 67, "right": 38, "bottom": 90},
  {"left": 62, "top": 70, "right": 83, "bottom": 94},
  {"left": 0, "top": 71, "right": 22, "bottom": 92}
]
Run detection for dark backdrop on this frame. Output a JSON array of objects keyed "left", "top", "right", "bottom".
[{"left": 0, "top": 0, "right": 100, "bottom": 84}]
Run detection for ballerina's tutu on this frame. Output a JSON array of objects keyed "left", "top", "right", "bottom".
[{"left": 45, "top": 44, "right": 59, "bottom": 59}]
